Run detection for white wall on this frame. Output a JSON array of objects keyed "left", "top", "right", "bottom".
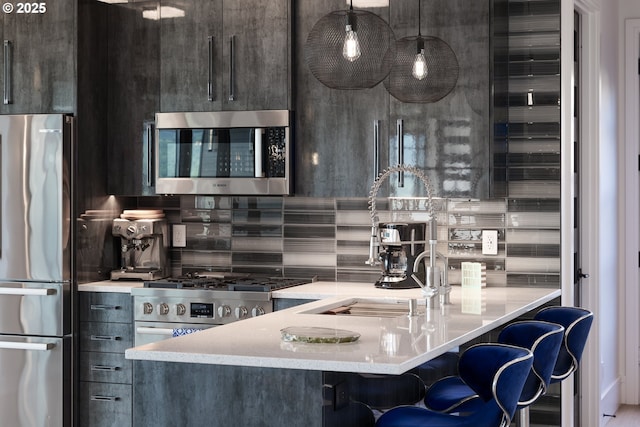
[{"left": 617, "top": 0, "right": 640, "bottom": 408}]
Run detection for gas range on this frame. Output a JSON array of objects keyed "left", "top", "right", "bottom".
[{"left": 132, "top": 274, "right": 312, "bottom": 342}]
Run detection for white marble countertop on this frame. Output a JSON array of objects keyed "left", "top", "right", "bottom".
[
  {"left": 78, "top": 280, "right": 145, "bottom": 293},
  {"left": 125, "top": 285, "right": 560, "bottom": 375}
]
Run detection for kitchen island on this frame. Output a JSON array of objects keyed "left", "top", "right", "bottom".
[{"left": 125, "top": 284, "right": 560, "bottom": 426}]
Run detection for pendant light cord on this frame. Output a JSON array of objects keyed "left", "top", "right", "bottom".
[{"left": 418, "top": 0, "right": 422, "bottom": 37}]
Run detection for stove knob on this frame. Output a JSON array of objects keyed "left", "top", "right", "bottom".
[
  {"left": 143, "top": 302, "right": 153, "bottom": 315},
  {"left": 218, "top": 305, "right": 231, "bottom": 318},
  {"left": 251, "top": 306, "right": 266, "bottom": 317},
  {"left": 235, "top": 306, "right": 248, "bottom": 320},
  {"left": 159, "top": 303, "right": 170, "bottom": 316},
  {"left": 176, "top": 303, "right": 186, "bottom": 316}
]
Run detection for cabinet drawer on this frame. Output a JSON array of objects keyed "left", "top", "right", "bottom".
[
  {"left": 79, "top": 322, "right": 133, "bottom": 353},
  {"left": 79, "top": 352, "right": 132, "bottom": 384},
  {"left": 79, "top": 292, "right": 132, "bottom": 323},
  {"left": 78, "top": 382, "right": 131, "bottom": 427}
]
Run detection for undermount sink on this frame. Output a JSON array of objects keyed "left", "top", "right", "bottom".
[{"left": 300, "top": 298, "right": 417, "bottom": 318}]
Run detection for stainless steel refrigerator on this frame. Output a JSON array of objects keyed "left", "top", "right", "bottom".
[{"left": 0, "top": 114, "right": 73, "bottom": 426}]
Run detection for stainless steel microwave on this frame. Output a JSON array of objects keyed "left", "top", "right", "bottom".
[{"left": 155, "top": 110, "right": 293, "bottom": 195}]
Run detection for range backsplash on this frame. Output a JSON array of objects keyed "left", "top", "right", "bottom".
[
  {"left": 77, "top": 196, "right": 560, "bottom": 287},
  {"left": 77, "top": 195, "right": 560, "bottom": 288}
]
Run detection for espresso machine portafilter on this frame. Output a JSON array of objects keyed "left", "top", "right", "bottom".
[{"left": 111, "top": 218, "right": 170, "bottom": 280}]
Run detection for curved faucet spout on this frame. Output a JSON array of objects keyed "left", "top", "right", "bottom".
[{"left": 366, "top": 164, "right": 435, "bottom": 268}]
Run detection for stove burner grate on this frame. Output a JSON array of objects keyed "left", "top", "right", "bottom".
[{"left": 143, "top": 275, "right": 311, "bottom": 292}]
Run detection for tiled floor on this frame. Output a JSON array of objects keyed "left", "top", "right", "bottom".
[{"left": 605, "top": 405, "right": 640, "bottom": 427}]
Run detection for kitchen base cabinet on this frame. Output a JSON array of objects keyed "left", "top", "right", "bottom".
[
  {"left": 78, "top": 292, "right": 133, "bottom": 427},
  {"left": 133, "top": 361, "right": 324, "bottom": 427}
]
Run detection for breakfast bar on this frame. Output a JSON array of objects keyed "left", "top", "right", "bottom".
[{"left": 125, "top": 283, "right": 560, "bottom": 426}]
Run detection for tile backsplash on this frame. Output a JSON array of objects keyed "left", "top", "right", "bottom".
[{"left": 78, "top": 195, "right": 560, "bottom": 288}]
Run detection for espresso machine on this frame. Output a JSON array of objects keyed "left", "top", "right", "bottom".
[
  {"left": 111, "top": 217, "right": 170, "bottom": 280},
  {"left": 374, "top": 222, "right": 427, "bottom": 289}
]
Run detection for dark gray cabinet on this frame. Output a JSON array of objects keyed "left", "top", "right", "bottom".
[
  {"left": 159, "top": 0, "right": 290, "bottom": 112},
  {"left": 387, "top": 0, "right": 491, "bottom": 199},
  {"left": 78, "top": 292, "right": 133, "bottom": 427},
  {"left": 294, "top": 0, "right": 491, "bottom": 199},
  {"left": 294, "top": 0, "right": 390, "bottom": 198},
  {"left": 106, "top": 2, "right": 160, "bottom": 196},
  {"left": 0, "top": 0, "right": 75, "bottom": 113}
]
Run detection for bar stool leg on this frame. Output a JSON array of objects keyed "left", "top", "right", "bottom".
[{"left": 518, "top": 406, "right": 530, "bottom": 427}]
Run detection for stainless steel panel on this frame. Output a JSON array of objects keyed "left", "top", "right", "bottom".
[
  {"left": 0, "top": 335, "right": 69, "bottom": 426},
  {"left": 155, "top": 110, "right": 290, "bottom": 129},
  {"left": 0, "top": 282, "right": 68, "bottom": 336},
  {"left": 0, "top": 114, "right": 71, "bottom": 282}
]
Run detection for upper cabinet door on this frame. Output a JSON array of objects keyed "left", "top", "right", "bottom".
[
  {"left": 1, "top": 0, "right": 75, "bottom": 114},
  {"left": 221, "top": 0, "right": 290, "bottom": 111},
  {"left": 159, "top": 0, "right": 290, "bottom": 112}
]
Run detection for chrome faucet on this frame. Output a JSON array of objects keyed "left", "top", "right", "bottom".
[{"left": 367, "top": 164, "right": 448, "bottom": 306}]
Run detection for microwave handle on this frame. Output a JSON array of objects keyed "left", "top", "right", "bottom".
[
  {"left": 144, "top": 121, "right": 154, "bottom": 187},
  {"left": 208, "top": 36, "right": 214, "bottom": 102},
  {"left": 3, "top": 40, "right": 12, "bottom": 105},
  {"left": 228, "top": 35, "right": 236, "bottom": 101}
]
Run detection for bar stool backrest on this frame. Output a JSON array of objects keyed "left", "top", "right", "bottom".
[
  {"left": 534, "top": 306, "right": 594, "bottom": 382},
  {"left": 458, "top": 343, "right": 534, "bottom": 427},
  {"left": 497, "top": 320, "right": 564, "bottom": 405}
]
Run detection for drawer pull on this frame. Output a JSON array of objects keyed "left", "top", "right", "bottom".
[
  {"left": 90, "top": 335, "right": 120, "bottom": 342},
  {"left": 90, "top": 395, "right": 120, "bottom": 402},
  {"left": 91, "top": 365, "right": 120, "bottom": 372},
  {"left": 90, "top": 304, "right": 121, "bottom": 311}
]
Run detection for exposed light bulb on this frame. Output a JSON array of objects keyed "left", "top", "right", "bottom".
[
  {"left": 412, "top": 48, "right": 428, "bottom": 80},
  {"left": 343, "top": 24, "right": 361, "bottom": 62}
]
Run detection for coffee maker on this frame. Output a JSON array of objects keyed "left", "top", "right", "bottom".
[
  {"left": 374, "top": 222, "right": 427, "bottom": 289},
  {"left": 111, "top": 218, "right": 170, "bottom": 280}
]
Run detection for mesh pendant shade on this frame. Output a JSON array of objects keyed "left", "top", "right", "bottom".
[
  {"left": 384, "top": 36, "right": 459, "bottom": 103},
  {"left": 304, "top": 10, "right": 396, "bottom": 90}
]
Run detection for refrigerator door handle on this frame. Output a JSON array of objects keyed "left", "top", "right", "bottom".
[
  {"left": 0, "top": 341, "right": 56, "bottom": 351},
  {"left": 0, "top": 287, "right": 57, "bottom": 296}
]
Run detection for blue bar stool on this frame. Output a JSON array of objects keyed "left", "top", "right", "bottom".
[
  {"left": 533, "top": 306, "right": 594, "bottom": 383},
  {"left": 423, "top": 320, "right": 564, "bottom": 425},
  {"left": 376, "top": 343, "right": 534, "bottom": 427}
]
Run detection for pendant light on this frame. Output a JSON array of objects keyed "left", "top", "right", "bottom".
[
  {"left": 384, "top": 0, "right": 459, "bottom": 103},
  {"left": 304, "top": 0, "right": 396, "bottom": 90}
]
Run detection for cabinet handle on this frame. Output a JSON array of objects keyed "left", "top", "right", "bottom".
[
  {"left": 373, "top": 120, "right": 380, "bottom": 178},
  {"left": 208, "top": 36, "right": 214, "bottom": 101},
  {"left": 90, "top": 335, "right": 120, "bottom": 341},
  {"left": 397, "top": 119, "right": 404, "bottom": 187},
  {"left": 91, "top": 365, "right": 120, "bottom": 372},
  {"left": 228, "top": 35, "right": 236, "bottom": 101},
  {"left": 90, "top": 395, "right": 120, "bottom": 402},
  {"left": 90, "top": 304, "right": 121, "bottom": 311},
  {"left": 3, "top": 40, "right": 11, "bottom": 105},
  {"left": 144, "top": 121, "right": 154, "bottom": 187}
]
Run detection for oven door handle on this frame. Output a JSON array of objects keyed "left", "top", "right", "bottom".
[{"left": 136, "top": 327, "right": 175, "bottom": 336}]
